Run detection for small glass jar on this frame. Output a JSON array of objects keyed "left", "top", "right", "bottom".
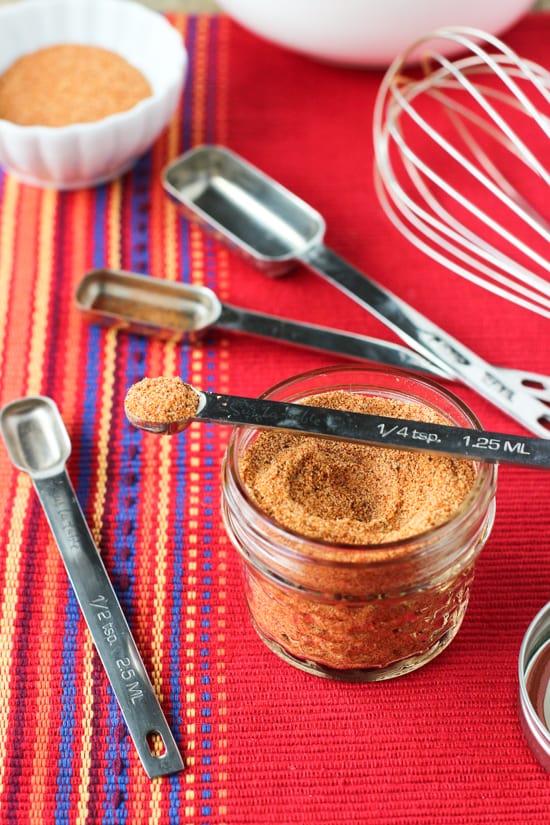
[{"left": 221, "top": 365, "right": 497, "bottom": 681}]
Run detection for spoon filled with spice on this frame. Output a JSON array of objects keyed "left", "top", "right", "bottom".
[{"left": 124, "top": 376, "right": 550, "bottom": 470}]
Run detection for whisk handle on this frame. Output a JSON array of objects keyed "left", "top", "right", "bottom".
[{"left": 301, "top": 243, "right": 550, "bottom": 437}]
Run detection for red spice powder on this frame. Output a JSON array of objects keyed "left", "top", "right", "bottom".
[
  {"left": 124, "top": 376, "right": 199, "bottom": 424},
  {"left": 0, "top": 45, "right": 152, "bottom": 126}
]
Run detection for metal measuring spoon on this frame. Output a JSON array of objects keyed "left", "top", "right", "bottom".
[
  {"left": 124, "top": 377, "right": 550, "bottom": 469},
  {"left": 162, "top": 145, "right": 550, "bottom": 438},
  {"left": 0, "top": 396, "right": 184, "bottom": 778},
  {"left": 76, "top": 268, "right": 448, "bottom": 378}
]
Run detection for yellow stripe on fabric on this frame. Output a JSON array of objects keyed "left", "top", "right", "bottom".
[
  {"left": 213, "top": 15, "right": 231, "bottom": 821},
  {"left": 75, "top": 632, "right": 95, "bottom": 825},
  {"left": 29, "top": 511, "right": 74, "bottom": 820},
  {"left": 0, "top": 474, "right": 32, "bottom": 804},
  {"left": 107, "top": 178, "right": 123, "bottom": 272},
  {"left": 148, "top": 342, "right": 178, "bottom": 822},
  {"left": 27, "top": 189, "right": 57, "bottom": 394},
  {"left": 90, "top": 326, "right": 119, "bottom": 543},
  {"left": 161, "top": 113, "right": 182, "bottom": 283},
  {"left": 0, "top": 176, "right": 18, "bottom": 378}
]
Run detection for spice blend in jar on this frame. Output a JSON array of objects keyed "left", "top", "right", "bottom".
[
  {"left": 240, "top": 392, "right": 475, "bottom": 545},
  {"left": 222, "top": 366, "right": 497, "bottom": 681},
  {"left": 0, "top": 45, "right": 152, "bottom": 126}
]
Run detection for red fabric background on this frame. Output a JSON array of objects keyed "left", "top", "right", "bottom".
[
  {"left": 0, "top": 10, "right": 548, "bottom": 825},
  {"left": 218, "top": 13, "right": 550, "bottom": 823}
]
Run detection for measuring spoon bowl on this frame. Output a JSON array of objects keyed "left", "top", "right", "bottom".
[
  {"left": 76, "top": 268, "right": 222, "bottom": 341},
  {"left": 163, "top": 144, "right": 324, "bottom": 275},
  {"left": 0, "top": 395, "right": 70, "bottom": 478}
]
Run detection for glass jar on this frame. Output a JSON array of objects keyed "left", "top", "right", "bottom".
[{"left": 221, "top": 365, "right": 497, "bottom": 681}]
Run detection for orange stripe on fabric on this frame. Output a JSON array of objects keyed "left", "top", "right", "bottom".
[
  {"left": 27, "top": 189, "right": 57, "bottom": 394},
  {"left": 181, "top": 346, "right": 207, "bottom": 819},
  {"left": 59, "top": 189, "right": 96, "bottom": 423},
  {"left": 0, "top": 183, "right": 41, "bottom": 401},
  {"left": 148, "top": 341, "right": 178, "bottom": 821},
  {"left": 26, "top": 189, "right": 95, "bottom": 823},
  {"left": 123, "top": 337, "right": 168, "bottom": 811},
  {"left": 0, "top": 176, "right": 19, "bottom": 393},
  {"left": 0, "top": 473, "right": 32, "bottom": 808},
  {"left": 0, "top": 184, "right": 57, "bottom": 811}
]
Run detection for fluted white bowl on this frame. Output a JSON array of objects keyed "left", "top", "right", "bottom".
[
  {"left": 216, "top": 0, "right": 534, "bottom": 67},
  {"left": 0, "top": 0, "right": 187, "bottom": 189}
]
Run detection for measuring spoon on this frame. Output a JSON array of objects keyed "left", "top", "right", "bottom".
[
  {"left": 0, "top": 396, "right": 184, "bottom": 778},
  {"left": 124, "top": 377, "right": 550, "bottom": 469},
  {"left": 76, "top": 268, "right": 550, "bottom": 404},
  {"left": 76, "top": 268, "right": 449, "bottom": 377},
  {"left": 162, "top": 145, "right": 550, "bottom": 438}
]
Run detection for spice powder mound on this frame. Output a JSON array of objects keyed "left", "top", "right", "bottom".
[
  {"left": 240, "top": 391, "right": 476, "bottom": 545},
  {"left": 125, "top": 377, "right": 200, "bottom": 424},
  {"left": 0, "top": 45, "right": 152, "bottom": 126}
]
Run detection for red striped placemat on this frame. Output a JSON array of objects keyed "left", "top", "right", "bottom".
[{"left": 0, "top": 11, "right": 549, "bottom": 824}]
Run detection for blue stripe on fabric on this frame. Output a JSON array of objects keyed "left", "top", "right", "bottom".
[
  {"left": 54, "top": 258, "right": 105, "bottom": 822},
  {"left": 180, "top": 16, "right": 197, "bottom": 154},
  {"left": 54, "top": 584, "right": 80, "bottom": 823},
  {"left": 98, "top": 151, "right": 155, "bottom": 820}
]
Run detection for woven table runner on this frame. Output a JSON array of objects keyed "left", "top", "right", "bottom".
[{"left": 0, "top": 11, "right": 549, "bottom": 824}]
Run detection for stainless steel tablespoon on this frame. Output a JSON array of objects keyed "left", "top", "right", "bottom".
[
  {"left": 0, "top": 396, "right": 184, "bottom": 778},
  {"left": 162, "top": 145, "right": 550, "bottom": 438}
]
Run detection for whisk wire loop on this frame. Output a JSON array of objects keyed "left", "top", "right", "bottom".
[{"left": 374, "top": 26, "right": 550, "bottom": 317}]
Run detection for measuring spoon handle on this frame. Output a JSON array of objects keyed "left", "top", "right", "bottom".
[
  {"left": 33, "top": 471, "right": 184, "bottom": 778},
  {"left": 196, "top": 392, "right": 550, "bottom": 468},
  {"left": 217, "top": 303, "right": 449, "bottom": 378},
  {"left": 301, "top": 243, "right": 550, "bottom": 437}
]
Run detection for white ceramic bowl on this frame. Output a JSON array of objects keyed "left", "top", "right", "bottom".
[
  {"left": 216, "top": 0, "right": 534, "bottom": 67},
  {"left": 0, "top": 0, "right": 187, "bottom": 189}
]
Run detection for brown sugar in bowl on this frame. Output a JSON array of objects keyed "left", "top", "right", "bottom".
[
  {"left": 221, "top": 365, "right": 497, "bottom": 682},
  {"left": 0, "top": 0, "right": 187, "bottom": 188}
]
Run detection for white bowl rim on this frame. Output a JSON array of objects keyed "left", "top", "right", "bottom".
[{"left": 0, "top": 0, "right": 187, "bottom": 135}]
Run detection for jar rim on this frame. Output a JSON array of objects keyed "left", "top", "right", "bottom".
[{"left": 224, "top": 364, "right": 497, "bottom": 559}]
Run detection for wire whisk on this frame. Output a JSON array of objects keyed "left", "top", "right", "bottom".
[{"left": 373, "top": 26, "right": 550, "bottom": 318}]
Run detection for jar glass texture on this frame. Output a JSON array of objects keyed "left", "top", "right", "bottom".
[{"left": 221, "top": 365, "right": 497, "bottom": 681}]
